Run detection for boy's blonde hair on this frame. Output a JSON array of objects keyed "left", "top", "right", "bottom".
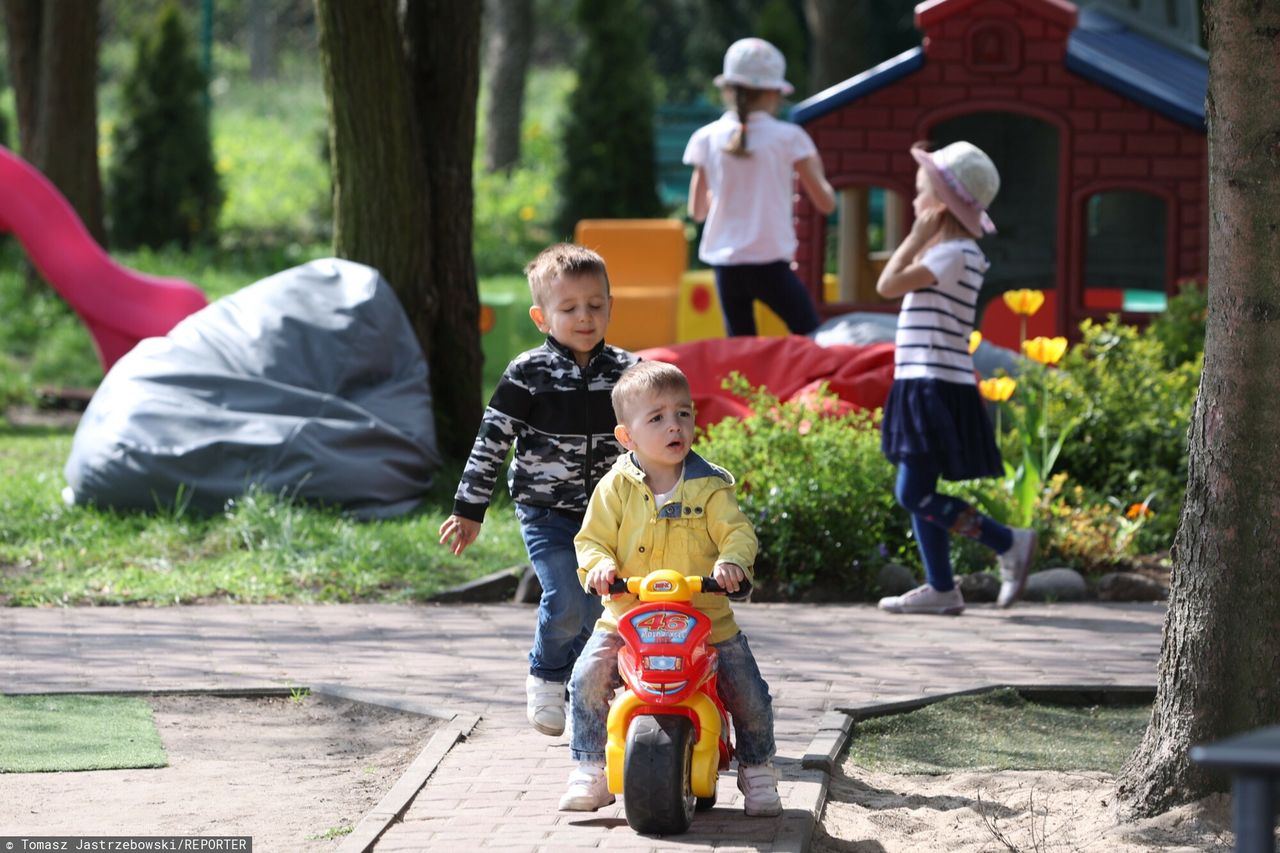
[
  {"left": 524, "top": 243, "right": 610, "bottom": 308},
  {"left": 611, "top": 361, "right": 691, "bottom": 423}
]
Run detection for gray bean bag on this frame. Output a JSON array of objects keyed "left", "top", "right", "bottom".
[
  {"left": 63, "top": 258, "right": 440, "bottom": 519},
  {"left": 811, "top": 311, "right": 1023, "bottom": 379}
]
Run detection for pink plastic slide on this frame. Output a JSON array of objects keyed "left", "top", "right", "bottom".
[{"left": 0, "top": 145, "right": 208, "bottom": 371}]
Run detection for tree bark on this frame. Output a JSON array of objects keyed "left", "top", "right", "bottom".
[
  {"left": 314, "top": 0, "right": 482, "bottom": 461},
  {"left": 1116, "top": 0, "right": 1280, "bottom": 817},
  {"left": 3, "top": 0, "right": 105, "bottom": 245},
  {"left": 3, "top": 0, "right": 40, "bottom": 157},
  {"left": 803, "top": 0, "right": 869, "bottom": 91},
  {"left": 402, "top": 0, "right": 482, "bottom": 460},
  {"left": 481, "top": 0, "right": 531, "bottom": 173}
]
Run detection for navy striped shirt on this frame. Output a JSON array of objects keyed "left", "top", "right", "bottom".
[{"left": 893, "top": 239, "right": 989, "bottom": 384}]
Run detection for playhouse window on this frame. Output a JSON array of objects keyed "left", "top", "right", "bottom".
[
  {"left": 824, "top": 185, "right": 906, "bottom": 304},
  {"left": 1082, "top": 190, "right": 1168, "bottom": 313}
]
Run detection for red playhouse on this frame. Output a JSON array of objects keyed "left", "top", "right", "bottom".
[{"left": 790, "top": 0, "right": 1207, "bottom": 349}]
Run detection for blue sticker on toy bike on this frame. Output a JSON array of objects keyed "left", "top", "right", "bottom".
[{"left": 629, "top": 610, "right": 695, "bottom": 645}]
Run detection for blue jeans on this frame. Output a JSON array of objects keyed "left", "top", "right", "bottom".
[
  {"left": 713, "top": 261, "right": 821, "bottom": 336},
  {"left": 516, "top": 503, "right": 602, "bottom": 683},
  {"left": 895, "top": 461, "right": 1014, "bottom": 592},
  {"left": 568, "top": 629, "right": 776, "bottom": 766}
]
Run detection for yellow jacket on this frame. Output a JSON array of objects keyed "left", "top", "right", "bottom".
[{"left": 575, "top": 450, "right": 758, "bottom": 644}]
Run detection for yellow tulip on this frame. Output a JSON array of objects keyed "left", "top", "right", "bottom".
[
  {"left": 1003, "top": 289, "right": 1046, "bottom": 317},
  {"left": 968, "top": 331, "right": 982, "bottom": 354},
  {"left": 979, "top": 376, "right": 1017, "bottom": 402},
  {"left": 1022, "top": 336, "right": 1068, "bottom": 365}
]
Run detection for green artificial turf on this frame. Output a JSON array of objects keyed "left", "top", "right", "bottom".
[
  {"left": 845, "top": 688, "right": 1150, "bottom": 775},
  {"left": 0, "top": 694, "right": 168, "bottom": 773}
]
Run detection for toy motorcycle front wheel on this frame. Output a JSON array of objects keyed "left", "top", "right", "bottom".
[{"left": 622, "top": 715, "right": 697, "bottom": 834}]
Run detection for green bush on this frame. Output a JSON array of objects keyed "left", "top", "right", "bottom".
[
  {"left": 1148, "top": 281, "right": 1207, "bottom": 369},
  {"left": 107, "top": 1, "right": 224, "bottom": 249},
  {"left": 696, "top": 376, "right": 908, "bottom": 599},
  {"left": 1045, "top": 317, "right": 1201, "bottom": 551}
]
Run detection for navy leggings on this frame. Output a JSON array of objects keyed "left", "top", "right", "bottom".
[
  {"left": 895, "top": 461, "right": 1014, "bottom": 592},
  {"left": 713, "top": 261, "right": 821, "bottom": 336}
]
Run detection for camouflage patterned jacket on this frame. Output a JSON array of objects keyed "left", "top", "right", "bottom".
[{"left": 452, "top": 336, "right": 639, "bottom": 522}]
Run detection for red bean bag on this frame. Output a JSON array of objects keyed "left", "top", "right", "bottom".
[{"left": 637, "top": 336, "right": 896, "bottom": 428}]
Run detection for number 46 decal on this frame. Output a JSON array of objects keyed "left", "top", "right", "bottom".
[{"left": 636, "top": 612, "right": 689, "bottom": 632}]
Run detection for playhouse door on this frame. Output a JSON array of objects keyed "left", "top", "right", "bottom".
[{"left": 926, "top": 112, "right": 1061, "bottom": 350}]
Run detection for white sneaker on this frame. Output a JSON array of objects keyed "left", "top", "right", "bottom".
[
  {"left": 878, "top": 584, "right": 965, "bottom": 615},
  {"left": 996, "top": 528, "right": 1038, "bottom": 608},
  {"left": 737, "top": 763, "right": 782, "bottom": 817},
  {"left": 526, "top": 674, "right": 566, "bottom": 736},
  {"left": 558, "top": 762, "right": 615, "bottom": 811}
]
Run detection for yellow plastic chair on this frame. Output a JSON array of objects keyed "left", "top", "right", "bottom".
[{"left": 574, "top": 219, "right": 686, "bottom": 351}]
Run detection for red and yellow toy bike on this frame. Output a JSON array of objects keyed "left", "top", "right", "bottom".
[{"left": 604, "top": 569, "right": 749, "bottom": 835}]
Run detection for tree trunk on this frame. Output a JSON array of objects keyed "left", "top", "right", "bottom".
[
  {"left": 482, "top": 0, "right": 531, "bottom": 173},
  {"left": 247, "top": 0, "right": 278, "bottom": 81},
  {"left": 803, "top": 0, "right": 869, "bottom": 91},
  {"left": 3, "top": 0, "right": 105, "bottom": 245},
  {"left": 1116, "top": 0, "right": 1280, "bottom": 817},
  {"left": 3, "top": 0, "right": 40, "bottom": 157},
  {"left": 402, "top": 0, "right": 483, "bottom": 459},
  {"left": 314, "top": 0, "right": 482, "bottom": 461}
]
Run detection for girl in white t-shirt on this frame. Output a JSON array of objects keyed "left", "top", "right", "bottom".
[
  {"left": 875, "top": 141, "right": 1037, "bottom": 616},
  {"left": 682, "top": 37, "right": 835, "bottom": 336}
]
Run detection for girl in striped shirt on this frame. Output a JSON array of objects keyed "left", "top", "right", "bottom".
[{"left": 875, "top": 141, "right": 1036, "bottom": 616}]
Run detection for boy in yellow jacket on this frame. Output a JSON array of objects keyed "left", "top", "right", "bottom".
[{"left": 559, "top": 361, "right": 781, "bottom": 817}]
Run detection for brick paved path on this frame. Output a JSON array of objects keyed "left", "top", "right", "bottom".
[{"left": 0, "top": 601, "right": 1164, "bottom": 851}]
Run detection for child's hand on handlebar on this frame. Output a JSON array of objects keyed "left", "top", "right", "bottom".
[
  {"left": 712, "top": 561, "right": 746, "bottom": 594},
  {"left": 585, "top": 565, "right": 618, "bottom": 596}
]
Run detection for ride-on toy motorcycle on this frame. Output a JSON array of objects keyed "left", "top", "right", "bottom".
[{"left": 603, "top": 569, "right": 749, "bottom": 835}]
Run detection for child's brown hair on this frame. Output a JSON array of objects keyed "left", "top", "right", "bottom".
[
  {"left": 524, "top": 243, "right": 610, "bottom": 308},
  {"left": 611, "top": 361, "right": 691, "bottom": 424}
]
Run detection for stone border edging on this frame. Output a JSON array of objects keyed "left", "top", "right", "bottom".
[
  {"left": 336, "top": 725, "right": 466, "bottom": 853},
  {"left": 306, "top": 684, "right": 478, "bottom": 853},
  {"left": 795, "top": 684, "right": 1156, "bottom": 851}
]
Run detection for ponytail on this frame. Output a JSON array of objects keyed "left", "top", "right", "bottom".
[{"left": 722, "top": 86, "right": 755, "bottom": 157}]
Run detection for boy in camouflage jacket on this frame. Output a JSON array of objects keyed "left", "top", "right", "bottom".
[{"left": 440, "top": 243, "right": 639, "bottom": 736}]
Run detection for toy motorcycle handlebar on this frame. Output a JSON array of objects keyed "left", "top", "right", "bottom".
[{"left": 605, "top": 575, "right": 752, "bottom": 600}]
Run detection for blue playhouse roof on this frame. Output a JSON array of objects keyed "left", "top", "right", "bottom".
[
  {"left": 791, "top": 7, "right": 1206, "bottom": 132},
  {"left": 791, "top": 48, "right": 926, "bottom": 125},
  {"left": 1065, "top": 7, "right": 1206, "bottom": 130}
]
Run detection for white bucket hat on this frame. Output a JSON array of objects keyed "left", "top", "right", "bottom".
[
  {"left": 911, "top": 141, "right": 1001, "bottom": 237},
  {"left": 714, "top": 38, "right": 794, "bottom": 96}
]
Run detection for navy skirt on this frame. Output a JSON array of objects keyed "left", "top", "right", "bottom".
[{"left": 881, "top": 378, "right": 1003, "bottom": 481}]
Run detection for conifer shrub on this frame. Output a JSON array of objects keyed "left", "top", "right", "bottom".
[
  {"left": 555, "top": 0, "right": 664, "bottom": 238},
  {"left": 107, "top": 1, "right": 223, "bottom": 249}
]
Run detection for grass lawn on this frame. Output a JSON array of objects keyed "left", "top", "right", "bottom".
[
  {"left": 0, "top": 425, "right": 526, "bottom": 606},
  {"left": 0, "top": 45, "right": 571, "bottom": 608}
]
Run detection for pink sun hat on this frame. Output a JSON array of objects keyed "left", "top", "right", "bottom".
[
  {"left": 911, "top": 141, "right": 1000, "bottom": 237},
  {"left": 714, "top": 38, "right": 794, "bottom": 96}
]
